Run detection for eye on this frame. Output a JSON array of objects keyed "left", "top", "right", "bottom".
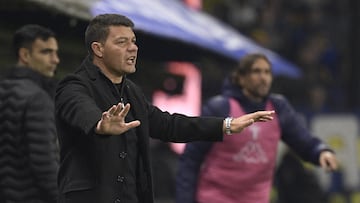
[
  {"left": 251, "top": 68, "right": 261, "bottom": 74},
  {"left": 115, "top": 38, "right": 132, "bottom": 47},
  {"left": 251, "top": 67, "right": 271, "bottom": 75},
  {"left": 116, "top": 40, "right": 126, "bottom": 45},
  {"left": 40, "top": 49, "right": 54, "bottom": 55}
]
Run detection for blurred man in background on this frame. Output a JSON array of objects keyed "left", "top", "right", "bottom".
[
  {"left": 0, "top": 24, "right": 60, "bottom": 202},
  {"left": 176, "top": 53, "right": 338, "bottom": 203}
]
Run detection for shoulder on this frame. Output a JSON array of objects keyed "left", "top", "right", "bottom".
[
  {"left": 1, "top": 78, "right": 44, "bottom": 97},
  {"left": 268, "top": 93, "right": 299, "bottom": 119},
  {"left": 205, "top": 95, "right": 229, "bottom": 110},
  {"left": 269, "top": 93, "right": 287, "bottom": 101},
  {"left": 59, "top": 58, "right": 95, "bottom": 85},
  {"left": 0, "top": 79, "right": 51, "bottom": 110},
  {"left": 202, "top": 95, "right": 229, "bottom": 117},
  {"left": 57, "top": 72, "right": 90, "bottom": 90},
  {"left": 268, "top": 93, "right": 291, "bottom": 107}
]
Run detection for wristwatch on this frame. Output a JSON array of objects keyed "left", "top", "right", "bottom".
[{"left": 224, "top": 117, "right": 233, "bottom": 135}]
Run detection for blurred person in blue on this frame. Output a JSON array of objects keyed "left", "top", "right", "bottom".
[
  {"left": 176, "top": 53, "right": 338, "bottom": 203},
  {"left": 54, "top": 14, "right": 275, "bottom": 203},
  {"left": 0, "top": 24, "right": 60, "bottom": 202}
]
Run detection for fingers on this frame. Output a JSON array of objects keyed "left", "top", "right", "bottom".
[
  {"left": 112, "top": 102, "right": 126, "bottom": 116},
  {"left": 98, "top": 103, "right": 140, "bottom": 135},
  {"left": 254, "top": 115, "right": 273, "bottom": 122},
  {"left": 107, "top": 105, "right": 117, "bottom": 117},
  {"left": 251, "top": 110, "right": 274, "bottom": 118},
  {"left": 256, "top": 111, "right": 275, "bottom": 120},
  {"left": 127, "top": 120, "right": 141, "bottom": 128},
  {"left": 118, "top": 103, "right": 130, "bottom": 117},
  {"left": 320, "top": 152, "right": 338, "bottom": 172},
  {"left": 119, "top": 120, "right": 141, "bottom": 134},
  {"left": 107, "top": 103, "right": 129, "bottom": 118},
  {"left": 240, "top": 110, "right": 275, "bottom": 122},
  {"left": 327, "top": 159, "right": 338, "bottom": 171},
  {"left": 321, "top": 158, "right": 337, "bottom": 172}
]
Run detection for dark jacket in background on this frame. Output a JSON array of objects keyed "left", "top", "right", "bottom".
[
  {"left": 55, "top": 57, "right": 224, "bottom": 203},
  {"left": 0, "top": 67, "right": 59, "bottom": 203}
]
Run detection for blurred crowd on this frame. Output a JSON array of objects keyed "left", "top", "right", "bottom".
[{"left": 201, "top": 0, "right": 351, "bottom": 118}]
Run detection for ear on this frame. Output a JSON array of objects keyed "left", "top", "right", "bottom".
[
  {"left": 18, "top": 47, "right": 30, "bottom": 64},
  {"left": 91, "top": 42, "right": 104, "bottom": 58}
]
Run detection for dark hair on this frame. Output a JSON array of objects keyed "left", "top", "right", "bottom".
[
  {"left": 231, "top": 53, "right": 272, "bottom": 84},
  {"left": 13, "top": 24, "right": 56, "bottom": 58},
  {"left": 85, "top": 14, "right": 135, "bottom": 56}
]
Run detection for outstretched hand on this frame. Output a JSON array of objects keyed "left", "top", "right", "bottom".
[
  {"left": 95, "top": 102, "right": 141, "bottom": 135},
  {"left": 226, "top": 110, "right": 275, "bottom": 134}
]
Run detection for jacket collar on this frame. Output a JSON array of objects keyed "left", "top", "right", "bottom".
[
  {"left": 79, "top": 55, "right": 101, "bottom": 80},
  {"left": 221, "top": 77, "right": 269, "bottom": 110},
  {"left": 6, "top": 66, "right": 57, "bottom": 98}
]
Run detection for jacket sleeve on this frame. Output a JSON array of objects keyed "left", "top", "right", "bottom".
[
  {"left": 55, "top": 75, "right": 103, "bottom": 136},
  {"left": 176, "top": 142, "right": 213, "bottom": 203},
  {"left": 175, "top": 95, "right": 229, "bottom": 203},
  {"left": 26, "top": 90, "right": 59, "bottom": 202},
  {"left": 272, "top": 94, "right": 333, "bottom": 164},
  {"left": 144, "top": 91, "right": 224, "bottom": 142}
]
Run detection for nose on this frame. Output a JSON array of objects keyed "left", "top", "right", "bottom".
[
  {"left": 52, "top": 52, "right": 60, "bottom": 65},
  {"left": 129, "top": 42, "right": 138, "bottom": 52}
]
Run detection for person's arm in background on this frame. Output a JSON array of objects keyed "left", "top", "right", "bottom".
[
  {"left": 272, "top": 94, "right": 338, "bottom": 171},
  {"left": 176, "top": 96, "right": 230, "bottom": 203},
  {"left": 26, "top": 91, "right": 58, "bottom": 202},
  {"left": 176, "top": 141, "right": 213, "bottom": 203}
]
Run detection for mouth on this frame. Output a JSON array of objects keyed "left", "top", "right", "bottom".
[{"left": 127, "top": 56, "right": 136, "bottom": 64}]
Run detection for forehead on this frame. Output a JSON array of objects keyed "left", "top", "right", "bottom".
[
  {"left": 32, "top": 37, "right": 58, "bottom": 49},
  {"left": 251, "top": 58, "right": 271, "bottom": 69},
  {"left": 107, "top": 25, "right": 135, "bottom": 38}
]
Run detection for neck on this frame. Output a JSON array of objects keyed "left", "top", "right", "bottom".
[
  {"left": 93, "top": 57, "right": 123, "bottom": 84},
  {"left": 242, "top": 89, "right": 263, "bottom": 103},
  {"left": 16, "top": 60, "right": 27, "bottom": 67}
]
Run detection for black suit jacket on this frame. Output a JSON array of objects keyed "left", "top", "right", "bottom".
[{"left": 55, "top": 56, "right": 223, "bottom": 203}]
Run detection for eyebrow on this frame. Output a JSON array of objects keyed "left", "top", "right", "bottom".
[
  {"left": 40, "top": 48, "right": 57, "bottom": 53},
  {"left": 115, "top": 36, "right": 136, "bottom": 40}
]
